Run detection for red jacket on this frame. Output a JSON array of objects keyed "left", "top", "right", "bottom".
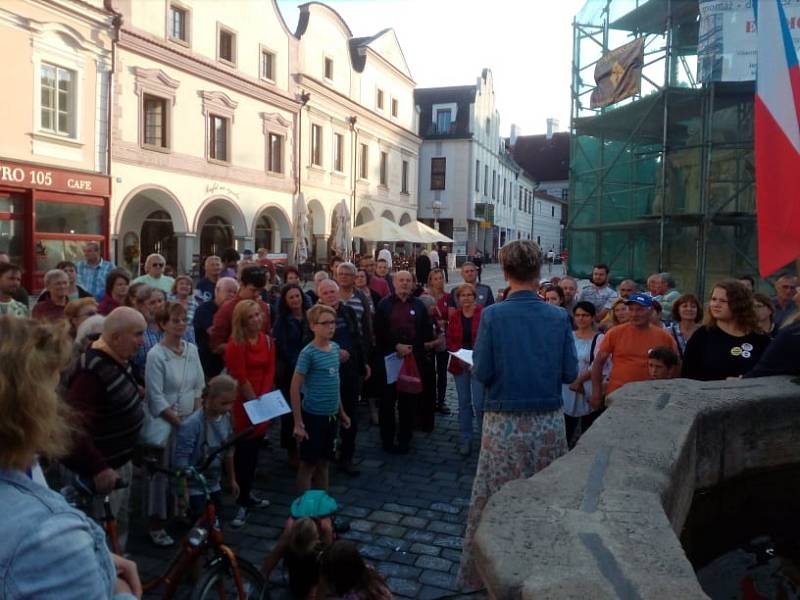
[
  {"left": 224, "top": 331, "right": 276, "bottom": 437},
  {"left": 446, "top": 305, "right": 482, "bottom": 375},
  {"left": 209, "top": 295, "right": 271, "bottom": 351}
]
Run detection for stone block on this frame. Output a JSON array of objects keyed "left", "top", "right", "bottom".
[
  {"left": 409, "top": 542, "right": 441, "bottom": 556},
  {"left": 415, "top": 555, "right": 453, "bottom": 572},
  {"left": 385, "top": 577, "right": 422, "bottom": 598},
  {"left": 368, "top": 510, "right": 403, "bottom": 524},
  {"left": 400, "top": 515, "right": 429, "bottom": 529}
]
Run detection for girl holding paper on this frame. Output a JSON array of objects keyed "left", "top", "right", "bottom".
[
  {"left": 224, "top": 300, "right": 276, "bottom": 529},
  {"left": 446, "top": 283, "right": 484, "bottom": 457}
]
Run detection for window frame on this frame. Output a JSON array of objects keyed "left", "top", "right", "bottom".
[
  {"left": 359, "top": 143, "right": 369, "bottom": 180},
  {"left": 376, "top": 88, "right": 385, "bottom": 111},
  {"left": 310, "top": 124, "right": 323, "bottom": 167},
  {"left": 267, "top": 132, "right": 283, "bottom": 174},
  {"left": 379, "top": 151, "right": 388, "bottom": 187},
  {"left": 324, "top": 56, "right": 334, "bottom": 81},
  {"left": 430, "top": 157, "right": 446, "bottom": 191},
  {"left": 475, "top": 160, "right": 480, "bottom": 192},
  {"left": 333, "top": 132, "right": 344, "bottom": 173},
  {"left": 259, "top": 45, "right": 276, "bottom": 83},
  {"left": 39, "top": 62, "right": 76, "bottom": 139},
  {"left": 166, "top": 2, "right": 191, "bottom": 46},
  {"left": 141, "top": 93, "right": 169, "bottom": 151},
  {"left": 483, "top": 165, "right": 488, "bottom": 196},
  {"left": 391, "top": 98, "right": 399, "bottom": 118},
  {"left": 401, "top": 160, "right": 409, "bottom": 194},
  {"left": 208, "top": 113, "right": 230, "bottom": 163},
  {"left": 216, "top": 23, "right": 237, "bottom": 67}
]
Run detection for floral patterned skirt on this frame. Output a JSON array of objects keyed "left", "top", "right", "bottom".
[{"left": 457, "top": 409, "right": 567, "bottom": 588}]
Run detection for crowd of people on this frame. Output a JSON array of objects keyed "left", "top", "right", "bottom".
[{"left": 0, "top": 238, "right": 798, "bottom": 598}]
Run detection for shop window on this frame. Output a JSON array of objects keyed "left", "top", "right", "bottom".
[
  {"left": 311, "top": 124, "right": 323, "bottom": 167},
  {"left": 268, "top": 132, "right": 283, "bottom": 173},
  {"left": 141, "top": 210, "right": 177, "bottom": 274},
  {"left": 0, "top": 193, "right": 25, "bottom": 264},
  {"left": 209, "top": 114, "right": 229, "bottom": 162},
  {"left": 40, "top": 63, "right": 75, "bottom": 137},
  {"left": 143, "top": 94, "right": 168, "bottom": 149},
  {"left": 430, "top": 157, "right": 446, "bottom": 190},
  {"left": 255, "top": 215, "right": 275, "bottom": 252},
  {"left": 35, "top": 200, "right": 103, "bottom": 235}
]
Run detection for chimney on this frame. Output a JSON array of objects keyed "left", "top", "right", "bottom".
[
  {"left": 510, "top": 123, "right": 521, "bottom": 146},
  {"left": 546, "top": 118, "right": 559, "bottom": 140}
]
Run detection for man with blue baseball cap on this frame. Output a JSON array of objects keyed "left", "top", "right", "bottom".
[{"left": 589, "top": 292, "right": 677, "bottom": 408}]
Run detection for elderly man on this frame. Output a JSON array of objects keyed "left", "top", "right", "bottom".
[
  {"left": 772, "top": 274, "right": 799, "bottom": 327},
  {"left": 448, "top": 262, "right": 494, "bottom": 308},
  {"left": 133, "top": 253, "right": 174, "bottom": 293},
  {"left": 558, "top": 276, "right": 579, "bottom": 312},
  {"left": 64, "top": 306, "right": 146, "bottom": 550},
  {"left": 76, "top": 241, "right": 115, "bottom": 300},
  {"left": 375, "top": 270, "right": 433, "bottom": 454},
  {"left": 590, "top": 292, "right": 677, "bottom": 409},
  {"left": 317, "top": 279, "right": 369, "bottom": 474},
  {"left": 336, "top": 262, "right": 373, "bottom": 343},
  {"left": 31, "top": 269, "right": 70, "bottom": 321},
  {"left": 195, "top": 255, "right": 223, "bottom": 303},
  {"left": 577, "top": 263, "right": 618, "bottom": 321},
  {"left": 0, "top": 262, "right": 28, "bottom": 318},
  {"left": 195, "top": 277, "right": 239, "bottom": 378},
  {"left": 458, "top": 240, "right": 577, "bottom": 587}
]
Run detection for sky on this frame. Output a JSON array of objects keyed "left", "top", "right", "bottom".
[{"left": 277, "top": 0, "right": 587, "bottom": 137}]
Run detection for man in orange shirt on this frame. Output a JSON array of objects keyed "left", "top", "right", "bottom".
[{"left": 589, "top": 292, "right": 677, "bottom": 408}]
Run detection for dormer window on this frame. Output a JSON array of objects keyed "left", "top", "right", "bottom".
[{"left": 324, "top": 57, "right": 334, "bottom": 80}]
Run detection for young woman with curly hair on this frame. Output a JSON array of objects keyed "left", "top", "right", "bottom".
[{"left": 681, "top": 279, "right": 771, "bottom": 380}]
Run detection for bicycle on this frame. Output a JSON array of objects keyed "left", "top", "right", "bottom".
[{"left": 64, "top": 428, "right": 267, "bottom": 600}]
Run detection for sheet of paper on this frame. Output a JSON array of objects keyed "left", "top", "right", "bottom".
[
  {"left": 449, "top": 348, "right": 474, "bottom": 366},
  {"left": 384, "top": 353, "right": 404, "bottom": 385},
  {"left": 244, "top": 389, "right": 291, "bottom": 424}
]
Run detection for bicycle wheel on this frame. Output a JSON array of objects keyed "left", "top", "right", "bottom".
[{"left": 191, "top": 557, "right": 268, "bottom": 600}]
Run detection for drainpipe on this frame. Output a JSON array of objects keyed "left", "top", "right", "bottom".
[
  {"left": 104, "top": 1, "right": 122, "bottom": 263},
  {"left": 296, "top": 91, "right": 310, "bottom": 195},
  {"left": 347, "top": 116, "right": 358, "bottom": 254}
]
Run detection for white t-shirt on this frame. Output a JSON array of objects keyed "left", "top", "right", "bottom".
[
  {"left": 378, "top": 248, "right": 392, "bottom": 269},
  {"left": 429, "top": 250, "right": 440, "bottom": 267}
]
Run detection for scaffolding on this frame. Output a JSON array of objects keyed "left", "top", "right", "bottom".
[{"left": 568, "top": 0, "right": 757, "bottom": 297}]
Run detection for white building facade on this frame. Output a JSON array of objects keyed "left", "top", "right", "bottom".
[
  {"left": 294, "top": 3, "right": 420, "bottom": 261},
  {"left": 110, "top": 0, "right": 299, "bottom": 275},
  {"left": 415, "top": 70, "right": 535, "bottom": 260}
]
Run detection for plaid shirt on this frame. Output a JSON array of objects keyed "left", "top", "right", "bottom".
[
  {"left": 577, "top": 283, "right": 618, "bottom": 313},
  {"left": 76, "top": 258, "right": 115, "bottom": 299}
]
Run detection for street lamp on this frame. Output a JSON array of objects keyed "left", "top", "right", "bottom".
[{"left": 432, "top": 200, "right": 442, "bottom": 231}]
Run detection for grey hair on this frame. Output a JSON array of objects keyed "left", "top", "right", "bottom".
[
  {"left": 83, "top": 241, "right": 100, "bottom": 251},
  {"left": 337, "top": 261, "right": 357, "bottom": 275},
  {"left": 76, "top": 314, "right": 105, "bottom": 346},
  {"left": 313, "top": 270, "right": 329, "bottom": 283},
  {"left": 659, "top": 272, "right": 675, "bottom": 288},
  {"left": 145, "top": 253, "right": 165, "bottom": 269},
  {"left": 215, "top": 276, "right": 239, "bottom": 292},
  {"left": 498, "top": 240, "right": 542, "bottom": 282},
  {"left": 44, "top": 269, "right": 68, "bottom": 287}
]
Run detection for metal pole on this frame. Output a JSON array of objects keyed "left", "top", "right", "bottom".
[{"left": 658, "top": 1, "right": 672, "bottom": 273}]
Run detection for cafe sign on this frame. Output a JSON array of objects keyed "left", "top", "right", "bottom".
[{"left": 0, "top": 158, "right": 111, "bottom": 196}]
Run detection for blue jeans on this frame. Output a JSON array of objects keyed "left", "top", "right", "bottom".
[{"left": 454, "top": 371, "right": 484, "bottom": 443}]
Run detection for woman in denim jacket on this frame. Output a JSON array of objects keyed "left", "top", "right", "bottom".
[
  {"left": 457, "top": 241, "right": 578, "bottom": 588},
  {"left": 0, "top": 316, "right": 140, "bottom": 599}
]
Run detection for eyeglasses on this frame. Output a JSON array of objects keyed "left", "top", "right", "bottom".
[
  {"left": 315, "top": 320, "right": 336, "bottom": 326},
  {"left": 151, "top": 263, "right": 164, "bottom": 267}
]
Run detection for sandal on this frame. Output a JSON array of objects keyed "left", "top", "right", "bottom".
[{"left": 149, "top": 529, "right": 175, "bottom": 547}]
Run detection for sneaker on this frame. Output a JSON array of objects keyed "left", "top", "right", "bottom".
[
  {"left": 231, "top": 506, "right": 248, "bottom": 528},
  {"left": 459, "top": 441, "right": 471, "bottom": 457},
  {"left": 249, "top": 493, "right": 270, "bottom": 509},
  {"left": 149, "top": 529, "right": 175, "bottom": 547}
]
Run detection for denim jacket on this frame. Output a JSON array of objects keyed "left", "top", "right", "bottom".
[
  {"left": 0, "top": 468, "right": 135, "bottom": 600},
  {"left": 473, "top": 290, "right": 578, "bottom": 412}
]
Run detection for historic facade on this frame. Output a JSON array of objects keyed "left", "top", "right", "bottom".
[
  {"left": 293, "top": 2, "right": 420, "bottom": 260},
  {"left": 0, "top": 0, "right": 114, "bottom": 289},
  {"left": 109, "top": 0, "right": 299, "bottom": 275},
  {"left": 415, "top": 70, "right": 536, "bottom": 260}
]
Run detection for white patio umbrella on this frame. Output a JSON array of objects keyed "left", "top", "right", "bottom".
[
  {"left": 331, "top": 199, "right": 351, "bottom": 258},
  {"left": 400, "top": 220, "right": 454, "bottom": 244},
  {"left": 351, "top": 216, "right": 419, "bottom": 242},
  {"left": 291, "top": 192, "right": 309, "bottom": 265}
]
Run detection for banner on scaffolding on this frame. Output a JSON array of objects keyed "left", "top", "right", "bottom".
[
  {"left": 698, "top": 0, "right": 800, "bottom": 82},
  {"left": 589, "top": 37, "right": 644, "bottom": 109}
]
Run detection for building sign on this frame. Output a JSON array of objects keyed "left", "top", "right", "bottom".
[
  {"left": 0, "top": 159, "right": 110, "bottom": 196},
  {"left": 698, "top": 0, "right": 800, "bottom": 82},
  {"left": 590, "top": 38, "right": 645, "bottom": 109}
]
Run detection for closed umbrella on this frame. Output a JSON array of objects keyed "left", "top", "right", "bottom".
[
  {"left": 331, "top": 199, "right": 351, "bottom": 258},
  {"left": 291, "top": 192, "right": 309, "bottom": 265}
]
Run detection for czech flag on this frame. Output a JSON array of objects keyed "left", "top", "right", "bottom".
[{"left": 755, "top": 0, "right": 800, "bottom": 277}]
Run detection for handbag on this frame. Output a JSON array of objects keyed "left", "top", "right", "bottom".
[
  {"left": 139, "top": 344, "right": 189, "bottom": 448},
  {"left": 397, "top": 354, "right": 423, "bottom": 394}
]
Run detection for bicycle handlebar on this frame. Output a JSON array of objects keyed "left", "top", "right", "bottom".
[{"left": 72, "top": 475, "right": 129, "bottom": 497}]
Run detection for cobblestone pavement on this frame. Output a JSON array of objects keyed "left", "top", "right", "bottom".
[{"left": 127, "top": 262, "right": 562, "bottom": 598}]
